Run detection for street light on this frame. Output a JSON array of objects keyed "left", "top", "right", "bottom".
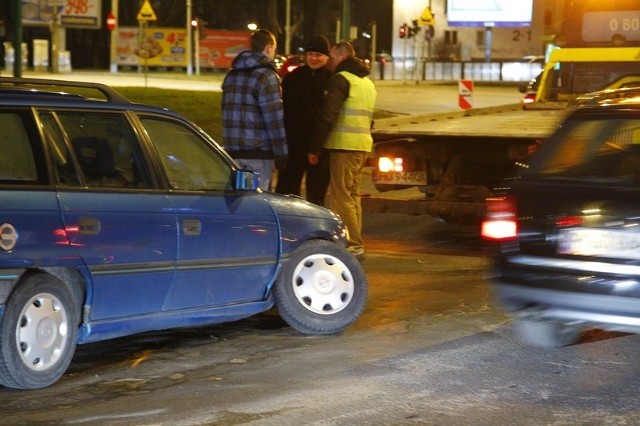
[
  {"left": 247, "top": 23, "right": 257, "bottom": 31},
  {"left": 191, "top": 18, "right": 200, "bottom": 75}
]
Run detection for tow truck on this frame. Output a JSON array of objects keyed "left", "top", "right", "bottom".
[{"left": 371, "top": 47, "right": 640, "bottom": 218}]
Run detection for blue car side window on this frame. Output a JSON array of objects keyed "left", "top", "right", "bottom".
[
  {"left": 0, "top": 113, "right": 38, "bottom": 182},
  {"left": 39, "top": 112, "right": 81, "bottom": 186},
  {"left": 53, "top": 112, "right": 152, "bottom": 189},
  {"left": 142, "top": 117, "right": 233, "bottom": 191}
]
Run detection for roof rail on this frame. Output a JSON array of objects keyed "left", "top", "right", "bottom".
[{"left": 0, "top": 77, "right": 131, "bottom": 103}]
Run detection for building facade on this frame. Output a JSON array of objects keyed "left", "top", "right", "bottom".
[{"left": 392, "top": 0, "right": 563, "bottom": 62}]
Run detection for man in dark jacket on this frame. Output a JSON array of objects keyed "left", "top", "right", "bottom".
[
  {"left": 222, "top": 29, "right": 287, "bottom": 191},
  {"left": 275, "top": 35, "right": 333, "bottom": 206},
  {"left": 309, "top": 41, "right": 377, "bottom": 260}
]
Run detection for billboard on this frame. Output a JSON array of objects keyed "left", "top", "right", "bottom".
[
  {"left": 22, "top": 0, "right": 102, "bottom": 29},
  {"left": 198, "top": 30, "right": 250, "bottom": 69},
  {"left": 116, "top": 27, "right": 188, "bottom": 67},
  {"left": 116, "top": 28, "right": 250, "bottom": 68},
  {"left": 446, "top": 0, "right": 533, "bottom": 27}
]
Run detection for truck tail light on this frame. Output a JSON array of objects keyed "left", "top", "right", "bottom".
[
  {"left": 378, "top": 156, "right": 403, "bottom": 172},
  {"left": 481, "top": 196, "right": 518, "bottom": 241}
]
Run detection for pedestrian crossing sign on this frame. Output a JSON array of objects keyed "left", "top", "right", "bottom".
[
  {"left": 418, "top": 6, "right": 435, "bottom": 26},
  {"left": 137, "top": 0, "right": 158, "bottom": 21}
]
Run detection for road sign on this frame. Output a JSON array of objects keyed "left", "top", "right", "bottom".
[
  {"left": 106, "top": 12, "right": 116, "bottom": 31},
  {"left": 458, "top": 79, "right": 473, "bottom": 110},
  {"left": 418, "top": 6, "right": 435, "bottom": 26},
  {"left": 137, "top": 0, "right": 158, "bottom": 21}
]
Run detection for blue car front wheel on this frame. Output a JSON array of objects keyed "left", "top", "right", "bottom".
[{"left": 274, "top": 240, "right": 367, "bottom": 335}]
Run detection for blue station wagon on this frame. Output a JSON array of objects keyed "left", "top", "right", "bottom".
[{"left": 0, "top": 78, "right": 367, "bottom": 389}]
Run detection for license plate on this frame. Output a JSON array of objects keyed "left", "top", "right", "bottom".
[
  {"left": 558, "top": 228, "right": 640, "bottom": 259},
  {"left": 373, "top": 171, "right": 427, "bottom": 186}
]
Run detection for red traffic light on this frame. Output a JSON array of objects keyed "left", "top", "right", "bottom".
[{"left": 399, "top": 24, "right": 408, "bottom": 39}]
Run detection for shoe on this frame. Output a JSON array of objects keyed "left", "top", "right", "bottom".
[{"left": 347, "top": 246, "right": 366, "bottom": 262}]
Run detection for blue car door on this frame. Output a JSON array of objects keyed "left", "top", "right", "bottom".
[
  {"left": 140, "top": 116, "right": 280, "bottom": 310},
  {"left": 40, "top": 111, "right": 177, "bottom": 320},
  {"left": 0, "top": 110, "right": 78, "bottom": 269}
]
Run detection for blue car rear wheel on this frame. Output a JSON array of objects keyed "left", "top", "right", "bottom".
[{"left": 0, "top": 274, "right": 79, "bottom": 389}]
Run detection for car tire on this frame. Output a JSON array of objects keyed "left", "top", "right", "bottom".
[
  {"left": 514, "top": 318, "right": 582, "bottom": 348},
  {"left": 0, "top": 274, "right": 79, "bottom": 389},
  {"left": 274, "top": 240, "right": 367, "bottom": 335}
]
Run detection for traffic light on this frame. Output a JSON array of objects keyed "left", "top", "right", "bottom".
[
  {"left": 399, "top": 24, "right": 408, "bottom": 39},
  {"left": 411, "top": 20, "right": 420, "bottom": 38}
]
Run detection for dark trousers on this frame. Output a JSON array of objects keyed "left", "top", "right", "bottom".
[{"left": 276, "top": 152, "right": 329, "bottom": 206}]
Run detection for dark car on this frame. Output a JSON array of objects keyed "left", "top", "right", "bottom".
[
  {"left": 0, "top": 77, "right": 367, "bottom": 389},
  {"left": 571, "top": 86, "right": 640, "bottom": 107},
  {"left": 482, "top": 91, "right": 640, "bottom": 348}
]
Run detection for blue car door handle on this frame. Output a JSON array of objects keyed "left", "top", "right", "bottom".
[
  {"left": 182, "top": 219, "right": 201, "bottom": 236},
  {"left": 78, "top": 217, "right": 101, "bottom": 235}
]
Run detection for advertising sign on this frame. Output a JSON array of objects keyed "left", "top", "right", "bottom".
[
  {"left": 116, "top": 27, "right": 250, "bottom": 69},
  {"left": 116, "top": 27, "right": 187, "bottom": 67},
  {"left": 22, "top": 0, "right": 102, "bottom": 29},
  {"left": 446, "top": 0, "right": 533, "bottom": 27},
  {"left": 198, "top": 30, "right": 250, "bottom": 69},
  {"left": 583, "top": 10, "right": 640, "bottom": 42}
]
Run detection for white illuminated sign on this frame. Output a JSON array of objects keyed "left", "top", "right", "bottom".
[{"left": 447, "top": 0, "right": 533, "bottom": 27}]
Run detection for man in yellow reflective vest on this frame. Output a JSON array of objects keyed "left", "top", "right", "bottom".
[{"left": 309, "top": 41, "right": 377, "bottom": 261}]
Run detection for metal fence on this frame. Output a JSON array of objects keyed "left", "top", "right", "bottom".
[{"left": 371, "top": 60, "right": 542, "bottom": 83}]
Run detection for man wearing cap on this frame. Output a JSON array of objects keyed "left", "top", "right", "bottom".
[{"left": 275, "top": 35, "right": 333, "bottom": 206}]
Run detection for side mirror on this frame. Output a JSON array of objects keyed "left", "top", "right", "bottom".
[{"left": 235, "top": 169, "right": 260, "bottom": 191}]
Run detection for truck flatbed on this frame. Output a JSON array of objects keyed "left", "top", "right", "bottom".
[{"left": 373, "top": 104, "right": 569, "bottom": 139}]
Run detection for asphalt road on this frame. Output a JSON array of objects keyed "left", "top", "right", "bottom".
[{"left": 2, "top": 214, "right": 640, "bottom": 425}]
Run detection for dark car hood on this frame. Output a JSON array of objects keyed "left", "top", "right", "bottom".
[{"left": 263, "top": 192, "right": 339, "bottom": 220}]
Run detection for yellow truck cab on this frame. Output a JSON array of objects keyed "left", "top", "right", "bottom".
[{"left": 531, "top": 47, "right": 640, "bottom": 107}]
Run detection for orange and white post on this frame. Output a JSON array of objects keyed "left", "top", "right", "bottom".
[{"left": 458, "top": 79, "right": 473, "bottom": 110}]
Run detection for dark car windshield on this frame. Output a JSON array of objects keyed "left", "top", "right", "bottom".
[{"left": 528, "top": 114, "right": 640, "bottom": 182}]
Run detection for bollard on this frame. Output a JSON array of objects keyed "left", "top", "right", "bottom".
[{"left": 458, "top": 79, "right": 473, "bottom": 109}]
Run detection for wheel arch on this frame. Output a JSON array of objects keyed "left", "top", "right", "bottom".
[{"left": 7, "top": 267, "right": 87, "bottom": 324}]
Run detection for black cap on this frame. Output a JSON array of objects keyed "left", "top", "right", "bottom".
[{"left": 306, "top": 35, "right": 330, "bottom": 56}]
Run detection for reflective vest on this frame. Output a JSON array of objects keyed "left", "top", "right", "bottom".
[{"left": 325, "top": 71, "right": 377, "bottom": 152}]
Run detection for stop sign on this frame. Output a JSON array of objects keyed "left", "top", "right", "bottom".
[{"left": 107, "top": 12, "right": 116, "bottom": 31}]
